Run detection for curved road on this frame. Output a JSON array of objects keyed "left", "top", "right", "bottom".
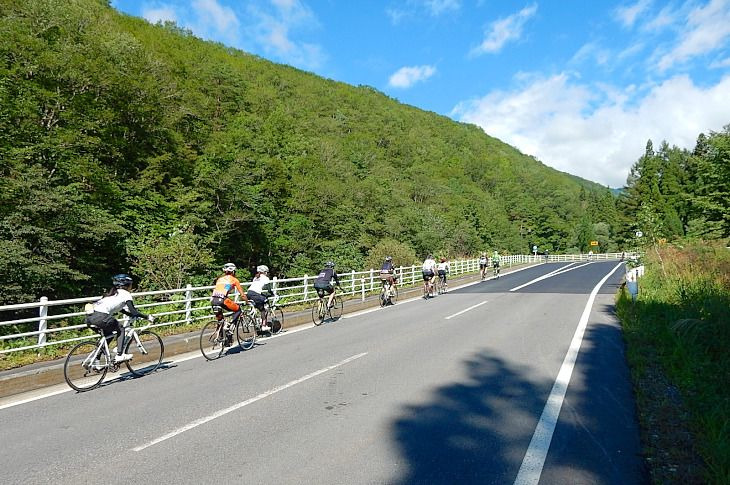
[{"left": 0, "top": 261, "right": 646, "bottom": 484}]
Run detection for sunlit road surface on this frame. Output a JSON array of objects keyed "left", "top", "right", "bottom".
[{"left": 0, "top": 261, "right": 646, "bottom": 484}]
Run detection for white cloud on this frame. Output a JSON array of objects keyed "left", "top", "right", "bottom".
[
  {"left": 710, "top": 56, "right": 730, "bottom": 68},
  {"left": 657, "top": 0, "right": 730, "bottom": 71},
  {"left": 142, "top": 4, "right": 178, "bottom": 24},
  {"left": 424, "top": 0, "right": 461, "bottom": 16},
  {"left": 190, "top": 0, "right": 240, "bottom": 44},
  {"left": 452, "top": 73, "right": 730, "bottom": 188},
  {"left": 615, "top": 0, "right": 652, "bottom": 28},
  {"left": 388, "top": 65, "right": 437, "bottom": 88},
  {"left": 471, "top": 4, "right": 537, "bottom": 56},
  {"left": 246, "top": 0, "right": 325, "bottom": 70}
]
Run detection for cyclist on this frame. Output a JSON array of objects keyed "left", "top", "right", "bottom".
[
  {"left": 211, "top": 263, "right": 248, "bottom": 340},
  {"left": 479, "top": 252, "right": 488, "bottom": 280},
  {"left": 437, "top": 257, "right": 450, "bottom": 289},
  {"left": 247, "top": 264, "right": 271, "bottom": 332},
  {"left": 86, "top": 274, "right": 154, "bottom": 363},
  {"left": 492, "top": 250, "right": 501, "bottom": 276},
  {"left": 380, "top": 256, "right": 398, "bottom": 296},
  {"left": 422, "top": 254, "right": 437, "bottom": 297},
  {"left": 314, "top": 261, "right": 341, "bottom": 308}
]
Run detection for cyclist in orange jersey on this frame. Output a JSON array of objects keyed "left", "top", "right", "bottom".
[{"left": 211, "top": 263, "right": 248, "bottom": 325}]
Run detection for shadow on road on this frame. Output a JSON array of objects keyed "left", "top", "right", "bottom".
[{"left": 390, "top": 309, "right": 647, "bottom": 484}]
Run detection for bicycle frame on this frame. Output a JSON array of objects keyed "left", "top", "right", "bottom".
[{"left": 83, "top": 317, "right": 156, "bottom": 368}]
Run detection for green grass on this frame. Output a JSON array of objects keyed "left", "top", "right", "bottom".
[{"left": 617, "top": 241, "right": 730, "bottom": 484}]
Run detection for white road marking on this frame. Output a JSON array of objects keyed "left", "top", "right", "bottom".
[
  {"left": 344, "top": 262, "right": 542, "bottom": 320},
  {"left": 444, "top": 301, "right": 489, "bottom": 320},
  {"left": 509, "top": 262, "right": 593, "bottom": 292},
  {"left": 0, "top": 386, "right": 70, "bottom": 411},
  {"left": 132, "top": 352, "right": 368, "bottom": 452},
  {"left": 513, "top": 261, "right": 623, "bottom": 485}
]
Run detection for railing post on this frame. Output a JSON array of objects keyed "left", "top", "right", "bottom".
[
  {"left": 272, "top": 276, "right": 278, "bottom": 296},
  {"left": 37, "top": 296, "right": 48, "bottom": 347},
  {"left": 351, "top": 270, "right": 355, "bottom": 295},
  {"left": 361, "top": 278, "right": 366, "bottom": 301},
  {"left": 369, "top": 269, "right": 374, "bottom": 293},
  {"left": 398, "top": 266, "right": 403, "bottom": 286},
  {"left": 303, "top": 275, "right": 309, "bottom": 301},
  {"left": 185, "top": 284, "right": 192, "bottom": 323}
]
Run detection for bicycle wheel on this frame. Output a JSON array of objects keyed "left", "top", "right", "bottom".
[
  {"left": 237, "top": 315, "right": 257, "bottom": 350},
  {"left": 64, "top": 340, "right": 109, "bottom": 392},
  {"left": 328, "top": 296, "right": 343, "bottom": 321},
  {"left": 200, "top": 320, "right": 226, "bottom": 360},
  {"left": 379, "top": 288, "right": 387, "bottom": 307},
  {"left": 125, "top": 331, "right": 164, "bottom": 376},
  {"left": 269, "top": 307, "right": 284, "bottom": 334},
  {"left": 312, "top": 299, "right": 326, "bottom": 326}
]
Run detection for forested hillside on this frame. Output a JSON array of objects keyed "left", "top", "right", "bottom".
[{"left": 0, "top": 0, "right": 620, "bottom": 303}]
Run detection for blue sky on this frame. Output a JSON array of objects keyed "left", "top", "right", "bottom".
[{"left": 110, "top": 0, "right": 730, "bottom": 188}]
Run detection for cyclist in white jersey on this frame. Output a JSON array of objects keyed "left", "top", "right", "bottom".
[
  {"left": 247, "top": 265, "right": 272, "bottom": 332},
  {"left": 479, "top": 253, "right": 488, "bottom": 279},
  {"left": 422, "top": 255, "right": 437, "bottom": 297},
  {"left": 437, "top": 257, "right": 450, "bottom": 288}
]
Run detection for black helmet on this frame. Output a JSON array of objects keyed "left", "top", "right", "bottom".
[
  {"left": 325, "top": 261, "right": 335, "bottom": 269},
  {"left": 112, "top": 274, "right": 133, "bottom": 288}
]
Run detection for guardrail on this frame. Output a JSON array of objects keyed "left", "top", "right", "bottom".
[{"left": 0, "top": 252, "right": 632, "bottom": 355}]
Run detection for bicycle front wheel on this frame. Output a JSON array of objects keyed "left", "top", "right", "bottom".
[
  {"left": 200, "top": 320, "right": 226, "bottom": 360},
  {"left": 237, "top": 315, "right": 257, "bottom": 350},
  {"left": 269, "top": 307, "right": 284, "bottom": 334},
  {"left": 328, "top": 296, "right": 343, "bottom": 321},
  {"left": 312, "top": 300, "right": 325, "bottom": 326},
  {"left": 64, "top": 341, "right": 109, "bottom": 392},
  {"left": 379, "top": 288, "right": 387, "bottom": 307},
  {"left": 125, "top": 331, "right": 164, "bottom": 376}
]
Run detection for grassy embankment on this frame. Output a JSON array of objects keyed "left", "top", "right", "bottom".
[{"left": 617, "top": 241, "right": 729, "bottom": 484}]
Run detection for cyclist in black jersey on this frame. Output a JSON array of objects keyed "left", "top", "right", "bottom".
[{"left": 314, "top": 261, "right": 341, "bottom": 308}]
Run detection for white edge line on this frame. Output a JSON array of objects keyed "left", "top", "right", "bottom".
[
  {"left": 513, "top": 261, "right": 623, "bottom": 485},
  {"left": 132, "top": 352, "right": 368, "bottom": 452},
  {"left": 444, "top": 300, "right": 489, "bottom": 320}
]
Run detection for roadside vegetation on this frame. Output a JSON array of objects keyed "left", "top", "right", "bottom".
[{"left": 617, "top": 241, "right": 730, "bottom": 484}]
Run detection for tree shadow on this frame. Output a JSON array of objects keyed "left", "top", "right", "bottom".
[
  {"left": 391, "top": 353, "right": 549, "bottom": 484},
  {"left": 390, "top": 311, "right": 648, "bottom": 484}
]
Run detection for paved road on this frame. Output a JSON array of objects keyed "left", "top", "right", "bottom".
[{"left": 0, "top": 261, "right": 646, "bottom": 484}]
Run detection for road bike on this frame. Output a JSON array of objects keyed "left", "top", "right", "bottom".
[
  {"left": 480, "top": 263, "right": 488, "bottom": 281},
  {"left": 199, "top": 305, "right": 256, "bottom": 360},
  {"left": 311, "top": 288, "right": 343, "bottom": 325},
  {"left": 422, "top": 273, "right": 436, "bottom": 299},
  {"left": 437, "top": 272, "right": 448, "bottom": 294},
  {"left": 245, "top": 296, "right": 284, "bottom": 336},
  {"left": 493, "top": 264, "right": 501, "bottom": 279},
  {"left": 379, "top": 277, "right": 398, "bottom": 307},
  {"left": 63, "top": 317, "right": 164, "bottom": 392}
]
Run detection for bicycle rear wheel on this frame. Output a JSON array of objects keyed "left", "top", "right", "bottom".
[
  {"left": 64, "top": 341, "right": 109, "bottom": 392},
  {"left": 200, "top": 320, "right": 226, "bottom": 360},
  {"left": 312, "top": 300, "right": 326, "bottom": 326},
  {"left": 328, "top": 296, "right": 343, "bottom": 321},
  {"left": 237, "top": 315, "right": 257, "bottom": 350},
  {"left": 269, "top": 307, "right": 284, "bottom": 334},
  {"left": 125, "top": 330, "right": 164, "bottom": 376}
]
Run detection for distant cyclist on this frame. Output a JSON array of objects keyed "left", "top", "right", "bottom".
[
  {"left": 314, "top": 261, "right": 341, "bottom": 308},
  {"left": 86, "top": 274, "right": 154, "bottom": 363},
  {"left": 211, "top": 263, "right": 248, "bottom": 335},
  {"left": 422, "top": 254, "right": 437, "bottom": 297},
  {"left": 437, "top": 257, "right": 450, "bottom": 288},
  {"left": 380, "top": 256, "right": 398, "bottom": 293},
  {"left": 479, "top": 252, "right": 488, "bottom": 280},
  {"left": 492, "top": 251, "right": 501, "bottom": 277},
  {"left": 247, "top": 265, "right": 271, "bottom": 332}
]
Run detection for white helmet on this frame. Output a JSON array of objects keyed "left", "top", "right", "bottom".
[
  {"left": 222, "top": 263, "right": 236, "bottom": 273},
  {"left": 256, "top": 265, "right": 269, "bottom": 274}
]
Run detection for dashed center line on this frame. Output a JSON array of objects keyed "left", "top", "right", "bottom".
[{"left": 444, "top": 300, "right": 489, "bottom": 320}]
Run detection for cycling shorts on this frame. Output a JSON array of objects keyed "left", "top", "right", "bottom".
[
  {"left": 246, "top": 290, "right": 266, "bottom": 311},
  {"left": 479, "top": 263, "right": 487, "bottom": 269},
  {"left": 422, "top": 270, "right": 435, "bottom": 281},
  {"left": 493, "top": 261, "right": 500, "bottom": 267},
  {"left": 437, "top": 270, "right": 447, "bottom": 277},
  {"left": 211, "top": 296, "right": 239, "bottom": 313},
  {"left": 315, "top": 285, "right": 334, "bottom": 298}
]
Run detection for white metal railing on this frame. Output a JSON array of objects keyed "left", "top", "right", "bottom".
[{"left": 0, "top": 252, "right": 632, "bottom": 355}]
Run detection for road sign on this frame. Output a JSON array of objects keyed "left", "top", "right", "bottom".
[{"left": 590, "top": 240, "right": 599, "bottom": 246}]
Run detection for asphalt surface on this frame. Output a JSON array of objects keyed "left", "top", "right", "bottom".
[{"left": 0, "top": 261, "right": 646, "bottom": 484}]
